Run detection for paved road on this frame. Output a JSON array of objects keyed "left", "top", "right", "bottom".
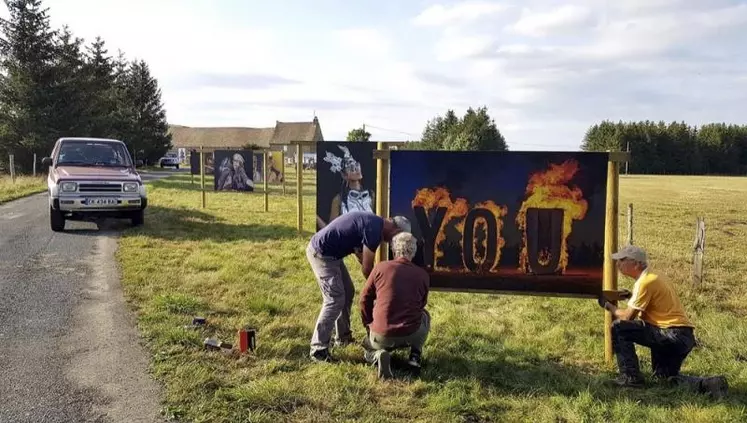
[{"left": 0, "top": 170, "right": 178, "bottom": 423}]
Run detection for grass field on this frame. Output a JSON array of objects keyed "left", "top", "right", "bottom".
[
  {"left": 0, "top": 175, "right": 46, "bottom": 204},
  {"left": 116, "top": 169, "right": 747, "bottom": 423}
]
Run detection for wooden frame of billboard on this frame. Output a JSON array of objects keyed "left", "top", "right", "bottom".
[{"left": 373, "top": 147, "right": 630, "bottom": 364}]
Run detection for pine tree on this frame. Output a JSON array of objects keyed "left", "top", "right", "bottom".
[
  {"left": 82, "top": 36, "right": 116, "bottom": 137},
  {"left": 48, "top": 25, "right": 88, "bottom": 138},
  {"left": 123, "top": 59, "right": 171, "bottom": 164},
  {"left": 0, "top": 0, "right": 58, "bottom": 171}
]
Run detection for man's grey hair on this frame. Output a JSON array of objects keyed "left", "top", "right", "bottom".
[
  {"left": 391, "top": 215, "right": 411, "bottom": 234},
  {"left": 391, "top": 232, "right": 417, "bottom": 261}
]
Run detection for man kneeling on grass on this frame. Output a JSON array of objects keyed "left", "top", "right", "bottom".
[
  {"left": 599, "top": 245, "right": 728, "bottom": 398},
  {"left": 360, "top": 232, "right": 430, "bottom": 380}
]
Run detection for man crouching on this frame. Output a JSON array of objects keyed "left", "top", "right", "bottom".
[{"left": 360, "top": 232, "right": 430, "bottom": 379}]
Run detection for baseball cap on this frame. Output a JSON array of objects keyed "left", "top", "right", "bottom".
[
  {"left": 391, "top": 215, "right": 412, "bottom": 234},
  {"left": 611, "top": 245, "right": 647, "bottom": 263}
]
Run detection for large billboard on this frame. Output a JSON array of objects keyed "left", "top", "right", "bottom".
[
  {"left": 316, "top": 142, "right": 377, "bottom": 231},
  {"left": 389, "top": 151, "right": 608, "bottom": 297},
  {"left": 213, "top": 150, "right": 255, "bottom": 192}
]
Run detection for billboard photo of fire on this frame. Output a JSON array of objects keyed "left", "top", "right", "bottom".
[{"left": 389, "top": 150, "right": 609, "bottom": 297}]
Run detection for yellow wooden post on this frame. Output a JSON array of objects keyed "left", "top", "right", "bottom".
[
  {"left": 200, "top": 146, "right": 206, "bottom": 209},
  {"left": 263, "top": 151, "right": 269, "bottom": 212},
  {"left": 603, "top": 157, "right": 620, "bottom": 364},
  {"left": 375, "top": 142, "right": 390, "bottom": 264},
  {"left": 296, "top": 143, "right": 303, "bottom": 233}
]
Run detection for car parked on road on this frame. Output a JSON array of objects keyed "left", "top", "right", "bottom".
[
  {"left": 158, "top": 153, "right": 180, "bottom": 169},
  {"left": 42, "top": 137, "right": 148, "bottom": 232}
]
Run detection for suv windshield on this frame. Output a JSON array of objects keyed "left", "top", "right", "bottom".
[{"left": 57, "top": 141, "right": 132, "bottom": 167}]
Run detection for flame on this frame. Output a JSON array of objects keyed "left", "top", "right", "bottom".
[
  {"left": 412, "top": 188, "right": 507, "bottom": 273},
  {"left": 516, "top": 160, "right": 588, "bottom": 273},
  {"left": 473, "top": 200, "right": 508, "bottom": 272},
  {"left": 538, "top": 248, "right": 552, "bottom": 266}
]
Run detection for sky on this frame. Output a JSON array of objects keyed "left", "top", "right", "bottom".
[{"left": 8, "top": 0, "right": 747, "bottom": 150}]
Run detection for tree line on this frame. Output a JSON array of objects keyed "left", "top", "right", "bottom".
[
  {"left": 582, "top": 120, "right": 747, "bottom": 175},
  {"left": 346, "top": 106, "right": 509, "bottom": 151},
  {"left": 0, "top": 0, "right": 171, "bottom": 174}
]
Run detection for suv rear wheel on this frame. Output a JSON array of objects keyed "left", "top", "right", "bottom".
[{"left": 50, "top": 206, "right": 65, "bottom": 232}]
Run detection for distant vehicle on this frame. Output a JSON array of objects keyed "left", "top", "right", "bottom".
[
  {"left": 158, "top": 153, "right": 180, "bottom": 169},
  {"left": 41, "top": 137, "right": 148, "bottom": 232}
]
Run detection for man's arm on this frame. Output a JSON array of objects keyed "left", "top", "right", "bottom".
[
  {"left": 361, "top": 245, "right": 376, "bottom": 278},
  {"left": 600, "top": 300, "right": 640, "bottom": 321},
  {"left": 360, "top": 268, "right": 377, "bottom": 327}
]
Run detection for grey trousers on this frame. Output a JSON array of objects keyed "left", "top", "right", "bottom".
[
  {"left": 307, "top": 243, "right": 355, "bottom": 355},
  {"left": 363, "top": 310, "right": 431, "bottom": 363}
]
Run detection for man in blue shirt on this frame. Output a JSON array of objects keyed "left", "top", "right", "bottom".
[{"left": 307, "top": 211, "right": 411, "bottom": 362}]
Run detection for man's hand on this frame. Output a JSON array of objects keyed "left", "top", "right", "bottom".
[
  {"left": 619, "top": 288, "right": 632, "bottom": 300},
  {"left": 597, "top": 296, "right": 610, "bottom": 309}
]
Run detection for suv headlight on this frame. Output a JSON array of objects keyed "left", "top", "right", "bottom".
[
  {"left": 61, "top": 181, "right": 77, "bottom": 192},
  {"left": 123, "top": 182, "right": 139, "bottom": 192}
]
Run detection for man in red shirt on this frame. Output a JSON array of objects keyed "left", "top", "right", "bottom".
[{"left": 360, "top": 232, "right": 430, "bottom": 379}]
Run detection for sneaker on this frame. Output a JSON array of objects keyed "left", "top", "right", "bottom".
[
  {"left": 310, "top": 349, "right": 337, "bottom": 363},
  {"left": 407, "top": 351, "right": 422, "bottom": 368},
  {"left": 376, "top": 351, "right": 393, "bottom": 380},
  {"left": 610, "top": 373, "right": 645, "bottom": 388},
  {"left": 701, "top": 376, "right": 728, "bottom": 399}
]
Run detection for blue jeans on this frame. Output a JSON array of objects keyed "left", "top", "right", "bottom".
[
  {"left": 612, "top": 319, "right": 705, "bottom": 388},
  {"left": 307, "top": 243, "right": 354, "bottom": 355}
]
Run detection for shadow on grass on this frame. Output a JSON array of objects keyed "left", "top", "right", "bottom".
[
  {"left": 146, "top": 177, "right": 315, "bottom": 196},
  {"left": 128, "top": 205, "right": 300, "bottom": 242},
  {"left": 411, "top": 344, "right": 746, "bottom": 410}
]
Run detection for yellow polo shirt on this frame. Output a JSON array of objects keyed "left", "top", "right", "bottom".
[{"left": 629, "top": 269, "right": 694, "bottom": 328}]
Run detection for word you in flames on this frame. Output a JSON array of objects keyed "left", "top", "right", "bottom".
[{"left": 411, "top": 159, "right": 589, "bottom": 275}]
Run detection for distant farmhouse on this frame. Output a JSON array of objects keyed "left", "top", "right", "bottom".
[{"left": 168, "top": 116, "right": 323, "bottom": 161}]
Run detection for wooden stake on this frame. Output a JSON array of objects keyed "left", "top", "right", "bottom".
[
  {"left": 375, "top": 142, "right": 390, "bottom": 264},
  {"left": 263, "top": 151, "right": 269, "bottom": 212},
  {"left": 627, "top": 203, "right": 633, "bottom": 245},
  {"left": 603, "top": 159, "right": 620, "bottom": 364},
  {"left": 693, "top": 217, "right": 705, "bottom": 285},
  {"left": 9, "top": 154, "right": 15, "bottom": 182},
  {"left": 33, "top": 153, "right": 37, "bottom": 177},
  {"left": 296, "top": 143, "right": 303, "bottom": 233},
  {"left": 281, "top": 150, "right": 286, "bottom": 195},
  {"left": 200, "top": 146, "right": 206, "bottom": 209}
]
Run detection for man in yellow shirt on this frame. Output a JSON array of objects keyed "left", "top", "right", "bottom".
[{"left": 598, "top": 245, "right": 728, "bottom": 398}]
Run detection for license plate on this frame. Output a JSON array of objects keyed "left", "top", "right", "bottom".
[{"left": 86, "top": 197, "right": 118, "bottom": 206}]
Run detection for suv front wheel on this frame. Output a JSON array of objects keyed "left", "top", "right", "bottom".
[
  {"left": 50, "top": 206, "right": 65, "bottom": 232},
  {"left": 131, "top": 209, "right": 144, "bottom": 226}
]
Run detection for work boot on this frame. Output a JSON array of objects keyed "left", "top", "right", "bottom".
[
  {"left": 701, "top": 376, "right": 728, "bottom": 399},
  {"left": 407, "top": 350, "right": 422, "bottom": 369},
  {"left": 610, "top": 373, "right": 645, "bottom": 388},
  {"left": 376, "top": 351, "right": 393, "bottom": 380},
  {"left": 310, "top": 349, "right": 337, "bottom": 363},
  {"left": 333, "top": 336, "right": 356, "bottom": 347}
]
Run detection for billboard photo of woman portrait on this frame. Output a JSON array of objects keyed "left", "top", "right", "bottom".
[
  {"left": 316, "top": 144, "right": 375, "bottom": 229},
  {"left": 214, "top": 150, "right": 255, "bottom": 191}
]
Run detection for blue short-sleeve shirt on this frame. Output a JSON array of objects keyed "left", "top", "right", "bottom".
[{"left": 310, "top": 211, "right": 384, "bottom": 259}]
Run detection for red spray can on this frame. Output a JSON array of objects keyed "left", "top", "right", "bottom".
[{"left": 238, "top": 327, "right": 256, "bottom": 353}]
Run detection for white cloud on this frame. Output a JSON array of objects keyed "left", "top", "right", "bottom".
[
  {"left": 509, "top": 5, "right": 594, "bottom": 37},
  {"left": 412, "top": 1, "right": 508, "bottom": 27}
]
